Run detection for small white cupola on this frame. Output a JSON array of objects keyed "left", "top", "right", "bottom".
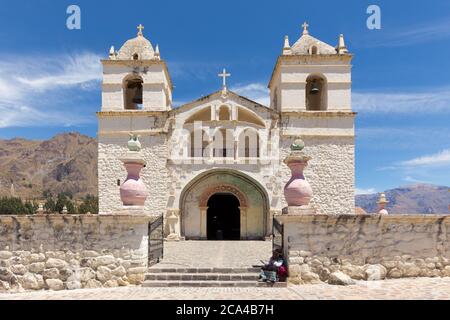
[
  {"left": 115, "top": 24, "right": 159, "bottom": 60},
  {"left": 290, "top": 22, "right": 340, "bottom": 55}
]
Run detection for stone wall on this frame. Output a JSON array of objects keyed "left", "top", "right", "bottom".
[
  {"left": 98, "top": 133, "right": 169, "bottom": 215},
  {"left": 0, "top": 215, "right": 151, "bottom": 292},
  {"left": 279, "top": 135, "right": 355, "bottom": 215},
  {"left": 278, "top": 215, "right": 450, "bottom": 284}
]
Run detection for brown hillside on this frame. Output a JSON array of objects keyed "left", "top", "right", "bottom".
[{"left": 0, "top": 132, "right": 97, "bottom": 200}]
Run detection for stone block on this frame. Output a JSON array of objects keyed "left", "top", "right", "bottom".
[
  {"left": 0, "top": 251, "right": 12, "bottom": 260},
  {"left": 84, "top": 279, "right": 102, "bottom": 289},
  {"left": 28, "top": 262, "right": 45, "bottom": 273},
  {"left": 66, "top": 281, "right": 82, "bottom": 290},
  {"left": 328, "top": 271, "right": 355, "bottom": 286},
  {"left": 45, "top": 258, "right": 68, "bottom": 270},
  {"left": 364, "top": 264, "right": 387, "bottom": 281},
  {"left": 387, "top": 268, "right": 403, "bottom": 278},
  {"left": 96, "top": 266, "right": 112, "bottom": 282},
  {"left": 43, "top": 268, "right": 60, "bottom": 280},
  {"left": 74, "top": 268, "right": 94, "bottom": 282},
  {"left": 112, "top": 266, "right": 127, "bottom": 277},
  {"left": 46, "top": 279, "right": 64, "bottom": 291},
  {"left": 104, "top": 279, "right": 119, "bottom": 288},
  {"left": 0, "top": 267, "right": 14, "bottom": 282},
  {"left": 30, "top": 253, "right": 46, "bottom": 263},
  {"left": 95, "top": 255, "right": 116, "bottom": 267},
  {"left": 10, "top": 264, "right": 27, "bottom": 275},
  {"left": 21, "top": 273, "right": 44, "bottom": 290}
]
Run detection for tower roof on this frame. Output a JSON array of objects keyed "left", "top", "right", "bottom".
[
  {"left": 288, "top": 22, "right": 346, "bottom": 55},
  {"left": 116, "top": 25, "right": 157, "bottom": 60}
]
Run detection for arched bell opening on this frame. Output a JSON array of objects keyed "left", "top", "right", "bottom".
[
  {"left": 123, "top": 74, "right": 144, "bottom": 110},
  {"left": 305, "top": 74, "right": 327, "bottom": 111}
]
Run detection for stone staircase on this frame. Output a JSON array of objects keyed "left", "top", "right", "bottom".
[{"left": 143, "top": 266, "right": 287, "bottom": 288}]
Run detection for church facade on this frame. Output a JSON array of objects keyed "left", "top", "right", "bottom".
[{"left": 97, "top": 24, "right": 356, "bottom": 240}]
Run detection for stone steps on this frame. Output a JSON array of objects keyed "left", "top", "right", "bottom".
[
  {"left": 146, "top": 273, "right": 259, "bottom": 281},
  {"left": 148, "top": 267, "right": 261, "bottom": 273},
  {"left": 142, "top": 280, "right": 287, "bottom": 288},
  {"left": 143, "top": 267, "right": 287, "bottom": 288}
]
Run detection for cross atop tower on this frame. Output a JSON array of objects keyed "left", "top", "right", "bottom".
[
  {"left": 302, "top": 22, "right": 309, "bottom": 35},
  {"left": 218, "top": 68, "right": 231, "bottom": 89},
  {"left": 137, "top": 24, "right": 144, "bottom": 36}
]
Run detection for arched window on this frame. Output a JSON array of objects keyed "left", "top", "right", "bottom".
[
  {"left": 123, "top": 74, "right": 143, "bottom": 110},
  {"left": 310, "top": 46, "right": 318, "bottom": 55},
  {"left": 190, "top": 130, "right": 209, "bottom": 157},
  {"left": 218, "top": 105, "right": 231, "bottom": 121},
  {"left": 305, "top": 74, "right": 327, "bottom": 111},
  {"left": 133, "top": 53, "right": 139, "bottom": 60},
  {"left": 213, "top": 128, "right": 232, "bottom": 158},
  {"left": 238, "top": 129, "right": 260, "bottom": 158}
]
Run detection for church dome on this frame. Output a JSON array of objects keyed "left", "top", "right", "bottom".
[{"left": 116, "top": 25, "right": 156, "bottom": 60}]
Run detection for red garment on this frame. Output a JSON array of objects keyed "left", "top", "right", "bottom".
[{"left": 278, "top": 265, "right": 287, "bottom": 279}]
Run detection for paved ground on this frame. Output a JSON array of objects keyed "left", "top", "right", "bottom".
[
  {"left": 154, "top": 241, "right": 272, "bottom": 268},
  {"left": 1, "top": 277, "right": 450, "bottom": 300}
]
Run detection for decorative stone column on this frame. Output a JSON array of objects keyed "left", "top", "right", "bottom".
[
  {"left": 166, "top": 209, "right": 181, "bottom": 241},
  {"left": 115, "top": 134, "right": 149, "bottom": 215},
  {"left": 282, "top": 139, "right": 317, "bottom": 215},
  {"left": 199, "top": 206, "right": 208, "bottom": 239},
  {"left": 239, "top": 207, "right": 248, "bottom": 239},
  {"left": 377, "top": 193, "right": 389, "bottom": 215}
]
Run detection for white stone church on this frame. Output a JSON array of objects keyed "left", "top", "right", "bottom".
[{"left": 98, "top": 23, "right": 356, "bottom": 241}]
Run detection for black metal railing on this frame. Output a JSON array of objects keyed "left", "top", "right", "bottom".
[{"left": 148, "top": 215, "right": 164, "bottom": 266}]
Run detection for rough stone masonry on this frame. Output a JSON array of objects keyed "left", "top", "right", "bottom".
[
  {"left": 276, "top": 215, "right": 450, "bottom": 285},
  {"left": 0, "top": 215, "right": 152, "bottom": 292}
]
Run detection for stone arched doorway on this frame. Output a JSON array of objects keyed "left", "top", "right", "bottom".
[{"left": 179, "top": 170, "right": 270, "bottom": 240}]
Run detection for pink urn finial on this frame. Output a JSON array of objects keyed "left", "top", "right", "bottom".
[
  {"left": 283, "top": 139, "right": 315, "bottom": 214},
  {"left": 119, "top": 134, "right": 149, "bottom": 207},
  {"left": 377, "top": 193, "right": 389, "bottom": 215}
]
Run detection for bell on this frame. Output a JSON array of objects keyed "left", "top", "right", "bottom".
[
  {"left": 132, "top": 86, "right": 143, "bottom": 104},
  {"left": 310, "top": 80, "right": 320, "bottom": 95}
]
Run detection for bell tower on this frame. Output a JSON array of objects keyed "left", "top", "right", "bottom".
[
  {"left": 269, "top": 22, "right": 356, "bottom": 215},
  {"left": 101, "top": 24, "right": 172, "bottom": 112},
  {"left": 97, "top": 25, "right": 172, "bottom": 215},
  {"left": 269, "top": 22, "right": 352, "bottom": 112}
]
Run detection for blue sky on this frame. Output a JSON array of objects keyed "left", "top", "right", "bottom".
[{"left": 0, "top": 0, "right": 449, "bottom": 193}]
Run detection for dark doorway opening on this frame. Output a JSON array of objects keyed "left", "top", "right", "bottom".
[{"left": 207, "top": 193, "right": 240, "bottom": 240}]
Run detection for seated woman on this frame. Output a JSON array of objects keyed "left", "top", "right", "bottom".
[{"left": 259, "top": 249, "right": 286, "bottom": 283}]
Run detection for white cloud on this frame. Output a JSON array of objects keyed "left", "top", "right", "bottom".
[
  {"left": 367, "top": 21, "right": 450, "bottom": 48},
  {"left": 402, "top": 176, "right": 431, "bottom": 184},
  {"left": 226, "top": 82, "right": 450, "bottom": 114},
  {"left": 15, "top": 52, "right": 102, "bottom": 91},
  {"left": 355, "top": 188, "right": 376, "bottom": 195},
  {"left": 0, "top": 52, "right": 101, "bottom": 128},
  {"left": 376, "top": 150, "right": 450, "bottom": 186},
  {"left": 400, "top": 149, "right": 450, "bottom": 167},
  {"left": 353, "top": 89, "right": 450, "bottom": 114},
  {"left": 231, "top": 83, "right": 269, "bottom": 106}
]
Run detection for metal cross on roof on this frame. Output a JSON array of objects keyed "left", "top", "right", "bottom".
[
  {"left": 302, "top": 22, "right": 309, "bottom": 35},
  {"left": 137, "top": 24, "right": 144, "bottom": 36},
  {"left": 218, "top": 68, "right": 231, "bottom": 88}
]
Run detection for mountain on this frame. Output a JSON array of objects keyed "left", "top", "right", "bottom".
[
  {"left": 0, "top": 132, "right": 97, "bottom": 200},
  {"left": 356, "top": 184, "right": 450, "bottom": 214},
  {"left": 1, "top": 132, "right": 449, "bottom": 214}
]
